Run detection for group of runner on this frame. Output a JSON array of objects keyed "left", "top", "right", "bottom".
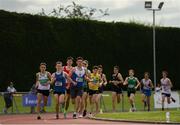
[{"left": 35, "top": 56, "right": 174, "bottom": 120}]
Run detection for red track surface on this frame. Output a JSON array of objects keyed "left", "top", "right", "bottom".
[{"left": 0, "top": 113, "right": 155, "bottom": 125}]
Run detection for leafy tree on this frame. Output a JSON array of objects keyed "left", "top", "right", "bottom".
[{"left": 38, "top": 1, "right": 109, "bottom": 20}]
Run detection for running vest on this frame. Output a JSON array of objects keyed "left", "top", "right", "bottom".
[
  {"left": 71, "top": 66, "right": 85, "bottom": 87},
  {"left": 37, "top": 72, "right": 50, "bottom": 90},
  {"left": 83, "top": 67, "right": 91, "bottom": 88},
  {"left": 53, "top": 72, "right": 66, "bottom": 92},
  {"left": 127, "top": 77, "right": 137, "bottom": 89},
  {"left": 89, "top": 73, "right": 100, "bottom": 90},
  {"left": 63, "top": 66, "right": 73, "bottom": 89},
  {"left": 161, "top": 78, "right": 171, "bottom": 94},
  {"left": 141, "top": 78, "right": 152, "bottom": 90},
  {"left": 112, "top": 73, "right": 122, "bottom": 88}
]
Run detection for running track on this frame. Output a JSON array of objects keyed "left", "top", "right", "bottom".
[{"left": 0, "top": 113, "right": 156, "bottom": 124}]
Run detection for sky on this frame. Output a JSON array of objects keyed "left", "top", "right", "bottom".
[{"left": 0, "top": 0, "right": 180, "bottom": 27}]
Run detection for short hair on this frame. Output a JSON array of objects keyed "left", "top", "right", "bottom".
[
  {"left": 40, "top": 62, "right": 46, "bottom": 66},
  {"left": 76, "top": 56, "right": 83, "bottom": 61},
  {"left": 56, "top": 61, "right": 63, "bottom": 65},
  {"left": 93, "top": 66, "right": 98, "bottom": 69},
  {"left": 114, "top": 66, "right": 119, "bottom": 70},
  {"left": 162, "top": 70, "right": 168, "bottom": 75},
  {"left": 67, "top": 56, "right": 74, "bottom": 61},
  {"left": 98, "top": 65, "right": 103, "bottom": 69}
]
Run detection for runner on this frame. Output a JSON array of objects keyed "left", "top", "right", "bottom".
[
  {"left": 71, "top": 57, "right": 86, "bottom": 119},
  {"left": 141, "top": 72, "right": 153, "bottom": 111},
  {"left": 123, "top": 69, "right": 140, "bottom": 112},
  {"left": 109, "top": 66, "right": 124, "bottom": 112},
  {"left": 88, "top": 66, "right": 102, "bottom": 117},
  {"left": 98, "top": 65, "right": 107, "bottom": 114},
  {"left": 51, "top": 61, "right": 76, "bottom": 119},
  {"left": 63, "top": 57, "right": 74, "bottom": 114},
  {"left": 36, "top": 63, "right": 51, "bottom": 120},
  {"left": 161, "top": 70, "right": 174, "bottom": 111},
  {"left": 81, "top": 60, "right": 91, "bottom": 117}
]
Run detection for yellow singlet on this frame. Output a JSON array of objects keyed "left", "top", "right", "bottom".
[{"left": 88, "top": 73, "right": 100, "bottom": 90}]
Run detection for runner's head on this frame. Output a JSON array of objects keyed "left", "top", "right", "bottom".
[
  {"left": 113, "top": 66, "right": 119, "bottom": 74},
  {"left": 129, "top": 69, "right": 134, "bottom": 77},
  {"left": 66, "top": 56, "right": 73, "bottom": 66},
  {"left": 82, "top": 60, "right": 88, "bottom": 68},
  {"left": 76, "top": 57, "right": 83, "bottom": 67},
  {"left": 162, "top": 70, "right": 168, "bottom": 78},
  {"left": 144, "top": 72, "right": 150, "bottom": 79},
  {"left": 56, "top": 61, "right": 63, "bottom": 71},
  {"left": 92, "top": 66, "right": 98, "bottom": 74},
  {"left": 98, "top": 65, "right": 103, "bottom": 73},
  {"left": 40, "top": 62, "right": 46, "bottom": 72}
]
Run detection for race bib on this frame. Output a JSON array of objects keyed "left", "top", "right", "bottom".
[
  {"left": 128, "top": 84, "right": 134, "bottom": 88},
  {"left": 55, "top": 82, "right": 62, "bottom": 86},
  {"left": 76, "top": 77, "right": 84, "bottom": 82}
]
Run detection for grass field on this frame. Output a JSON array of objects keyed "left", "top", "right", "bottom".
[
  {"left": 95, "top": 111, "right": 180, "bottom": 123},
  {"left": 0, "top": 91, "right": 179, "bottom": 114}
]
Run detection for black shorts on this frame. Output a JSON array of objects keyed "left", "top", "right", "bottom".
[
  {"left": 37, "top": 89, "right": 49, "bottom": 97},
  {"left": 98, "top": 86, "right": 104, "bottom": 94},
  {"left": 89, "top": 89, "right": 99, "bottom": 96},
  {"left": 83, "top": 87, "right": 89, "bottom": 93},
  {"left": 66, "top": 89, "right": 70, "bottom": 94},
  {"left": 70, "top": 86, "right": 83, "bottom": 99},
  {"left": 127, "top": 88, "right": 136, "bottom": 97},
  {"left": 111, "top": 85, "right": 122, "bottom": 94},
  {"left": 54, "top": 91, "right": 65, "bottom": 95},
  {"left": 162, "top": 93, "right": 171, "bottom": 97}
]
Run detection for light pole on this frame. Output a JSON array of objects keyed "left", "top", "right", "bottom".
[{"left": 145, "top": 1, "right": 164, "bottom": 93}]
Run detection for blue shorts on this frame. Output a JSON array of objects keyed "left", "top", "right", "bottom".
[
  {"left": 70, "top": 86, "right": 83, "bottom": 99},
  {"left": 142, "top": 89, "right": 151, "bottom": 97}
]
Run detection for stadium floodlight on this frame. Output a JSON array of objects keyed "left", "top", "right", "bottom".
[
  {"left": 145, "top": 1, "right": 164, "bottom": 93},
  {"left": 145, "top": 1, "right": 152, "bottom": 9},
  {"left": 158, "top": 2, "right": 164, "bottom": 10}
]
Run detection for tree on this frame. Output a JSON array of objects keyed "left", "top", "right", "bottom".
[{"left": 37, "top": 1, "right": 109, "bottom": 20}]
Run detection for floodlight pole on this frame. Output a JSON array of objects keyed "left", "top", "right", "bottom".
[
  {"left": 153, "top": 9, "right": 156, "bottom": 93},
  {"left": 145, "top": 1, "right": 163, "bottom": 93}
]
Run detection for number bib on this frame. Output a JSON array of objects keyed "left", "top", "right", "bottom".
[
  {"left": 55, "top": 82, "right": 63, "bottom": 86},
  {"left": 76, "top": 77, "right": 84, "bottom": 82}
]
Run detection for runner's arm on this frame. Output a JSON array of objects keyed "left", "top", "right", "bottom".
[{"left": 123, "top": 77, "right": 128, "bottom": 85}]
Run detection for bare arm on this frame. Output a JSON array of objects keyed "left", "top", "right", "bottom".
[
  {"left": 64, "top": 72, "right": 77, "bottom": 85},
  {"left": 102, "top": 74, "right": 107, "bottom": 86},
  {"left": 35, "top": 73, "right": 39, "bottom": 88},
  {"left": 118, "top": 73, "right": 124, "bottom": 84},
  {"left": 135, "top": 78, "right": 141, "bottom": 89},
  {"left": 123, "top": 77, "right": 128, "bottom": 85}
]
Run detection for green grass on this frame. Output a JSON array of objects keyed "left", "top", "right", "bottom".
[
  {"left": 95, "top": 111, "right": 180, "bottom": 123},
  {"left": 0, "top": 91, "right": 179, "bottom": 114}
]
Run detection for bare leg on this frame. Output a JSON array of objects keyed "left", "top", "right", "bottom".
[{"left": 112, "top": 92, "right": 117, "bottom": 112}]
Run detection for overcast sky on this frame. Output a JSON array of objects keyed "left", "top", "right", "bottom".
[{"left": 0, "top": 0, "right": 180, "bottom": 27}]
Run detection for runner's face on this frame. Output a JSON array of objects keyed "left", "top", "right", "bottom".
[
  {"left": 56, "top": 64, "right": 63, "bottom": 71},
  {"left": 113, "top": 68, "right": 119, "bottom": 74},
  {"left": 162, "top": 72, "right": 167, "bottom": 78},
  {"left": 98, "top": 68, "right": 103, "bottom": 73},
  {"left": 40, "top": 65, "right": 46, "bottom": 72},
  {"left": 67, "top": 59, "right": 73, "bottom": 66},
  {"left": 93, "top": 69, "right": 98, "bottom": 74},
  {"left": 129, "top": 70, "right": 134, "bottom": 76},
  {"left": 144, "top": 74, "right": 149, "bottom": 79},
  {"left": 82, "top": 62, "right": 88, "bottom": 68},
  {"left": 76, "top": 59, "right": 83, "bottom": 67}
]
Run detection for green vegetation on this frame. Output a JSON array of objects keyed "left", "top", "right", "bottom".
[
  {"left": 1, "top": 91, "right": 179, "bottom": 114},
  {"left": 0, "top": 10, "right": 180, "bottom": 91},
  {"left": 95, "top": 111, "right": 180, "bottom": 123}
]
